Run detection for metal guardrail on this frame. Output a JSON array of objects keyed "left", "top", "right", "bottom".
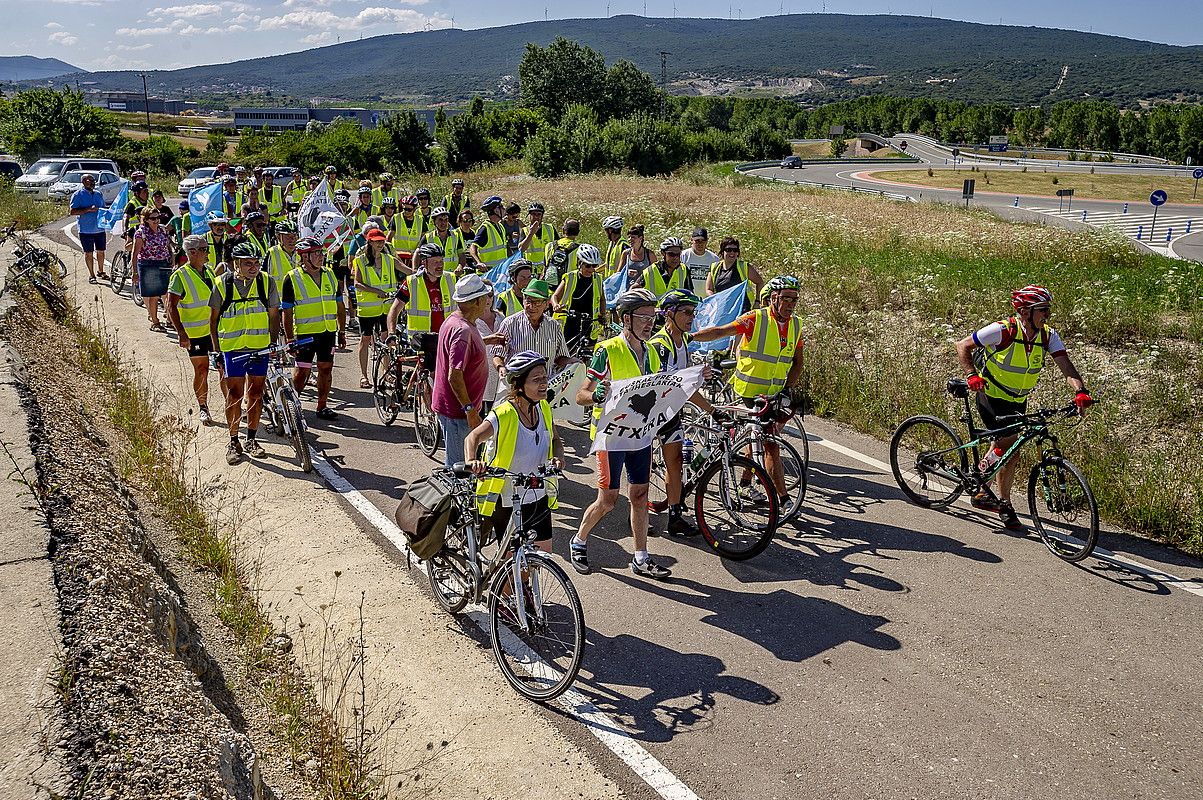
[
  {"left": 735, "top": 163, "right": 917, "bottom": 203},
  {"left": 902, "top": 133, "right": 1174, "bottom": 167}
]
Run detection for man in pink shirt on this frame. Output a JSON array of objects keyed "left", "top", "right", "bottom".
[{"left": 432, "top": 274, "right": 495, "bottom": 467}]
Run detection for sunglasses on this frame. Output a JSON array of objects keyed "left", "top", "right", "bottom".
[
  {"left": 724, "top": 248, "right": 741, "bottom": 254},
  {"left": 631, "top": 312, "right": 656, "bottom": 322}
]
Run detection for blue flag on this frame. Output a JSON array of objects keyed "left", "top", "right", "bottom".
[
  {"left": 603, "top": 267, "right": 629, "bottom": 309},
  {"left": 484, "top": 250, "right": 522, "bottom": 295},
  {"left": 689, "top": 281, "right": 747, "bottom": 352},
  {"left": 189, "top": 183, "right": 224, "bottom": 236},
  {"left": 95, "top": 180, "right": 128, "bottom": 232}
]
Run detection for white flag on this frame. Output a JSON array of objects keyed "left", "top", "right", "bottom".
[
  {"left": 590, "top": 365, "right": 706, "bottom": 453},
  {"left": 298, "top": 178, "right": 346, "bottom": 242},
  {"left": 547, "top": 362, "right": 585, "bottom": 421}
]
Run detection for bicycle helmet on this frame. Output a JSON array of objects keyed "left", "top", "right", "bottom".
[
  {"left": 480, "top": 195, "right": 503, "bottom": 211},
  {"left": 615, "top": 288, "right": 658, "bottom": 316},
  {"left": 659, "top": 236, "right": 685, "bottom": 252},
  {"left": 324, "top": 165, "right": 337, "bottom": 173},
  {"left": 1011, "top": 284, "right": 1053, "bottom": 309},
  {"left": 415, "top": 187, "right": 431, "bottom": 198},
  {"left": 430, "top": 206, "right": 449, "bottom": 218},
  {"left": 295, "top": 237, "right": 323, "bottom": 252},
  {"left": 275, "top": 220, "right": 298, "bottom": 235},
  {"left": 206, "top": 211, "right": 228, "bottom": 224},
  {"left": 379, "top": 172, "right": 393, "bottom": 181},
  {"left": 231, "top": 242, "right": 260, "bottom": 260},
  {"left": 575, "top": 243, "right": 602, "bottom": 266},
  {"left": 415, "top": 242, "right": 444, "bottom": 260},
  {"left": 602, "top": 215, "right": 624, "bottom": 231},
  {"left": 507, "top": 258, "right": 535, "bottom": 279},
  {"left": 380, "top": 196, "right": 397, "bottom": 209},
  {"left": 130, "top": 170, "right": 147, "bottom": 180},
  {"left": 177, "top": 200, "right": 188, "bottom": 210},
  {"left": 132, "top": 180, "right": 149, "bottom": 192},
  {"left": 504, "top": 351, "right": 549, "bottom": 392},
  {"left": 765, "top": 275, "right": 800, "bottom": 293},
  {"left": 452, "top": 178, "right": 465, "bottom": 186},
  {"left": 527, "top": 201, "right": 545, "bottom": 213},
  {"left": 357, "top": 185, "right": 371, "bottom": 196},
  {"left": 334, "top": 189, "right": 351, "bottom": 202},
  {"left": 658, "top": 288, "right": 701, "bottom": 311},
  {"left": 401, "top": 194, "right": 418, "bottom": 207}
]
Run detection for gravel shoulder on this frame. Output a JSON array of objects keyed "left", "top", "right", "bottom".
[{"left": 37, "top": 226, "right": 625, "bottom": 798}]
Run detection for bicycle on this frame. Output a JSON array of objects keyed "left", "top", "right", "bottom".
[
  {"left": 727, "top": 392, "right": 809, "bottom": 521},
  {"left": 108, "top": 248, "right": 142, "bottom": 307},
  {"left": 370, "top": 334, "right": 419, "bottom": 426},
  {"left": 3, "top": 251, "right": 69, "bottom": 318},
  {"left": 647, "top": 403, "right": 781, "bottom": 560},
  {"left": 231, "top": 338, "right": 314, "bottom": 473},
  {"left": 5, "top": 228, "right": 68, "bottom": 280},
  {"left": 385, "top": 332, "right": 439, "bottom": 456},
  {"left": 426, "top": 462, "right": 585, "bottom": 702},
  {"left": 889, "top": 377, "right": 1099, "bottom": 562},
  {"left": 561, "top": 310, "right": 599, "bottom": 427}
]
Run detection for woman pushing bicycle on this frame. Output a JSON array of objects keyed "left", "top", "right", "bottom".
[{"left": 953, "top": 285, "right": 1093, "bottom": 530}]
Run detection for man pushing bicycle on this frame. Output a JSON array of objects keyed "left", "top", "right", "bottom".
[{"left": 954, "top": 285, "right": 1092, "bottom": 530}]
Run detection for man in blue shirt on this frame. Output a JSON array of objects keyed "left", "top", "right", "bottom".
[{"left": 70, "top": 173, "right": 108, "bottom": 284}]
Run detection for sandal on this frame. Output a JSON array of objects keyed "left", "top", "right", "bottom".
[
  {"left": 150, "top": 322, "right": 166, "bottom": 332},
  {"left": 88, "top": 276, "right": 98, "bottom": 285},
  {"left": 359, "top": 377, "right": 371, "bottom": 389}
]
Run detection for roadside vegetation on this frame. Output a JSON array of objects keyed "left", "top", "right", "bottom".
[
  {"left": 868, "top": 168, "right": 1203, "bottom": 203},
  {"left": 0, "top": 180, "right": 65, "bottom": 229}
]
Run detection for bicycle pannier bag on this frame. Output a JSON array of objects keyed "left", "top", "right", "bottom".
[{"left": 393, "top": 472, "right": 455, "bottom": 560}]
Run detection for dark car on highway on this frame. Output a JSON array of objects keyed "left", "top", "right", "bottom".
[{"left": 781, "top": 155, "right": 803, "bottom": 169}]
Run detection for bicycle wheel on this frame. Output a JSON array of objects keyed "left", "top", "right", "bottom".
[
  {"left": 427, "top": 523, "right": 474, "bottom": 614},
  {"left": 889, "top": 415, "right": 968, "bottom": 509},
  {"left": 413, "top": 383, "right": 440, "bottom": 458},
  {"left": 372, "top": 349, "right": 398, "bottom": 425},
  {"left": 488, "top": 552, "right": 584, "bottom": 702},
  {"left": 695, "top": 454, "right": 780, "bottom": 560},
  {"left": 31, "top": 274, "right": 68, "bottom": 318},
  {"left": 1028, "top": 458, "right": 1099, "bottom": 563},
  {"left": 280, "top": 393, "right": 312, "bottom": 473},
  {"left": 40, "top": 250, "right": 67, "bottom": 279},
  {"left": 110, "top": 252, "right": 129, "bottom": 294},
  {"left": 759, "top": 434, "right": 808, "bottom": 522}
]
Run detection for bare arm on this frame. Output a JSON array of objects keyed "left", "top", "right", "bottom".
[
  {"left": 448, "top": 367, "right": 484, "bottom": 432},
  {"left": 747, "top": 263, "right": 764, "bottom": 294},
  {"left": 464, "top": 418, "right": 493, "bottom": 468},
  {"left": 693, "top": 319, "right": 743, "bottom": 343},
  {"left": 955, "top": 335, "right": 978, "bottom": 377},
  {"left": 1051, "top": 352, "right": 1086, "bottom": 392},
  {"left": 386, "top": 296, "right": 403, "bottom": 335},
  {"left": 283, "top": 308, "right": 295, "bottom": 342},
  {"left": 268, "top": 307, "right": 280, "bottom": 344},
  {"left": 166, "top": 293, "right": 187, "bottom": 345}
]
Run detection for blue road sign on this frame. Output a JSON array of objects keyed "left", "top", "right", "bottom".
[
  {"left": 1193, "top": 168, "right": 1203, "bottom": 180},
  {"left": 1150, "top": 190, "right": 1168, "bottom": 206}
]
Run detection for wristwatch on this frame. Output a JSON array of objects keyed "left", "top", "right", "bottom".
[{"left": 462, "top": 403, "right": 476, "bottom": 414}]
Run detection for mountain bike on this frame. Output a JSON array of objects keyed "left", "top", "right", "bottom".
[
  {"left": 108, "top": 249, "right": 141, "bottom": 307},
  {"left": 648, "top": 403, "right": 781, "bottom": 560},
  {"left": 426, "top": 462, "right": 584, "bottom": 702},
  {"left": 3, "top": 227, "right": 68, "bottom": 280},
  {"left": 889, "top": 377, "right": 1099, "bottom": 562},
  {"left": 232, "top": 337, "right": 314, "bottom": 473},
  {"left": 370, "top": 333, "right": 413, "bottom": 425},
  {"left": 3, "top": 250, "right": 69, "bottom": 318}
]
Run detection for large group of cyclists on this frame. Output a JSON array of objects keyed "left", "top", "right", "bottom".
[{"left": 46, "top": 161, "right": 1099, "bottom": 701}]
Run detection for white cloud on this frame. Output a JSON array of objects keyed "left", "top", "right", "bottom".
[
  {"left": 45, "top": 21, "right": 64, "bottom": 29},
  {"left": 147, "top": 4, "right": 223, "bottom": 18},
  {"left": 48, "top": 30, "right": 80, "bottom": 45},
  {"left": 258, "top": 6, "right": 443, "bottom": 32},
  {"left": 115, "top": 23, "right": 175, "bottom": 36},
  {"left": 301, "top": 31, "right": 335, "bottom": 44},
  {"left": 116, "top": 42, "right": 153, "bottom": 51}
]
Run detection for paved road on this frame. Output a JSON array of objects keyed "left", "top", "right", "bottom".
[{"left": 48, "top": 220, "right": 1203, "bottom": 800}]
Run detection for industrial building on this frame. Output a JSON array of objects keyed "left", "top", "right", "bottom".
[
  {"left": 230, "top": 107, "right": 456, "bottom": 133},
  {"left": 85, "top": 91, "right": 198, "bottom": 115}
]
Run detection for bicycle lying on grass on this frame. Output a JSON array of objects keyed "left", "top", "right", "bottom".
[
  {"left": 0, "top": 224, "right": 68, "bottom": 280},
  {"left": 3, "top": 246, "right": 69, "bottom": 318},
  {"left": 889, "top": 377, "right": 1099, "bottom": 562},
  {"left": 425, "top": 462, "right": 584, "bottom": 702}
]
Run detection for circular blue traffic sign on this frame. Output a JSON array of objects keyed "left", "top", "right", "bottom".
[
  {"left": 1150, "top": 190, "right": 1168, "bottom": 206},
  {"left": 1193, "top": 168, "right": 1203, "bottom": 180}
]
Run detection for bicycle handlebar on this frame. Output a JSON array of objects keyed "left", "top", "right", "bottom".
[
  {"left": 228, "top": 336, "right": 314, "bottom": 363},
  {"left": 448, "top": 461, "right": 563, "bottom": 482}
]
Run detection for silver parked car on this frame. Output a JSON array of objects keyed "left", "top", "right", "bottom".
[
  {"left": 178, "top": 166, "right": 219, "bottom": 197},
  {"left": 47, "top": 170, "right": 126, "bottom": 204}
]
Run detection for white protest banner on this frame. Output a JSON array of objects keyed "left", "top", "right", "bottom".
[
  {"left": 590, "top": 365, "right": 705, "bottom": 453},
  {"left": 298, "top": 178, "right": 346, "bottom": 242},
  {"left": 547, "top": 362, "right": 585, "bottom": 421}
]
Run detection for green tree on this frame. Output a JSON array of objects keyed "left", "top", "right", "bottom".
[
  {"left": 204, "top": 129, "right": 228, "bottom": 161},
  {"left": 518, "top": 37, "right": 607, "bottom": 119},
  {"left": 380, "top": 109, "right": 433, "bottom": 172},
  {"left": 604, "top": 60, "right": 661, "bottom": 120},
  {"left": 830, "top": 136, "right": 848, "bottom": 157},
  {"left": 437, "top": 113, "right": 493, "bottom": 171},
  {"left": 434, "top": 106, "right": 448, "bottom": 136},
  {"left": 600, "top": 113, "right": 687, "bottom": 176},
  {"left": 468, "top": 96, "right": 485, "bottom": 117},
  {"left": 0, "top": 88, "right": 119, "bottom": 161}
]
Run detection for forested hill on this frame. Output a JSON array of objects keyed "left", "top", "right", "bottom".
[
  {"left": 30, "top": 14, "right": 1203, "bottom": 106},
  {"left": 0, "top": 56, "right": 81, "bottom": 82}
]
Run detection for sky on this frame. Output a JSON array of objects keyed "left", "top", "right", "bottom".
[{"left": 6, "top": 0, "right": 1203, "bottom": 73}]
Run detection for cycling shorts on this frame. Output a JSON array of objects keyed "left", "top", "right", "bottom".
[
  {"left": 976, "top": 393, "right": 1027, "bottom": 434},
  {"left": 223, "top": 351, "right": 269, "bottom": 378},
  {"left": 597, "top": 446, "right": 652, "bottom": 490},
  {"left": 294, "top": 330, "right": 336, "bottom": 366}
]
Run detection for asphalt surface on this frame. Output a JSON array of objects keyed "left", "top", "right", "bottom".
[
  {"left": 751, "top": 135, "right": 1203, "bottom": 260},
  {"left": 46, "top": 215, "right": 1203, "bottom": 799}
]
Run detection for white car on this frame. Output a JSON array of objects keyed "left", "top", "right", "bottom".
[
  {"left": 178, "top": 166, "right": 218, "bottom": 197},
  {"left": 46, "top": 170, "right": 126, "bottom": 204},
  {"left": 15, "top": 156, "right": 120, "bottom": 199}
]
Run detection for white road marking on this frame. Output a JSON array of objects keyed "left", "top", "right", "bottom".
[
  {"left": 806, "top": 432, "right": 1203, "bottom": 598},
  {"left": 309, "top": 454, "right": 702, "bottom": 800}
]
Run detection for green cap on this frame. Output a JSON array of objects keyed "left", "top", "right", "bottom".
[{"left": 522, "top": 279, "right": 551, "bottom": 299}]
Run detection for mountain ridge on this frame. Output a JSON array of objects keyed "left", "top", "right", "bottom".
[
  {"left": 0, "top": 55, "right": 82, "bottom": 82},
  {"left": 16, "top": 15, "right": 1203, "bottom": 107}
]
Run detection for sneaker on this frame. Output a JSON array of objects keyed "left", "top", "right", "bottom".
[
  {"left": 648, "top": 499, "right": 669, "bottom": 514},
  {"left": 569, "top": 542, "right": 590, "bottom": 575},
  {"left": 971, "top": 492, "right": 1003, "bottom": 512},
  {"left": 667, "top": 514, "right": 699, "bottom": 538},
  {"left": 631, "top": 555, "right": 671, "bottom": 581},
  {"left": 225, "top": 439, "right": 243, "bottom": 465},
  {"left": 315, "top": 406, "right": 338, "bottom": 421},
  {"left": 999, "top": 503, "right": 1024, "bottom": 531},
  {"left": 198, "top": 406, "right": 212, "bottom": 426},
  {"left": 244, "top": 437, "right": 266, "bottom": 458},
  {"left": 738, "top": 483, "right": 768, "bottom": 504}
]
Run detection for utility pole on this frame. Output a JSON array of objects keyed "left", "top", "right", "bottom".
[
  {"left": 140, "top": 73, "right": 152, "bottom": 139},
  {"left": 659, "top": 51, "right": 671, "bottom": 118}
]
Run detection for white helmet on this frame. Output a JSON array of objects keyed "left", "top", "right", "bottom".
[
  {"left": 576, "top": 243, "right": 602, "bottom": 266},
  {"left": 602, "top": 215, "right": 624, "bottom": 231},
  {"left": 660, "top": 236, "right": 684, "bottom": 252}
]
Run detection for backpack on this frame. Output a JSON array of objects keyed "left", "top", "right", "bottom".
[
  {"left": 218, "top": 272, "right": 270, "bottom": 318},
  {"left": 393, "top": 471, "right": 456, "bottom": 560}
]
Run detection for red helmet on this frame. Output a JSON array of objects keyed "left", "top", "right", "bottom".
[{"left": 1011, "top": 285, "right": 1052, "bottom": 310}]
